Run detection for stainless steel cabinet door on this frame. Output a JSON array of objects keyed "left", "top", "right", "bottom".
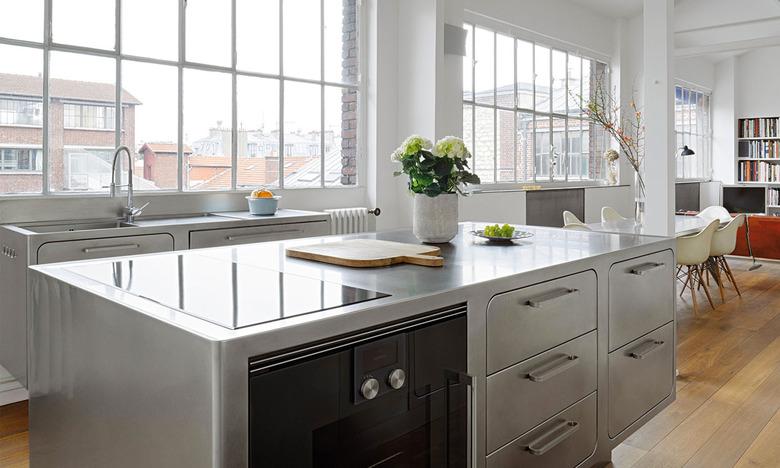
[
  {"left": 487, "top": 331, "right": 597, "bottom": 453},
  {"left": 487, "top": 392, "right": 597, "bottom": 468},
  {"left": 189, "top": 221, "right": 329, "bottom": 249},
  {"left": 37, "top": 233, "right": 174, "bottom": 264},
  {"left": 609, "top": 250, "right": 674, "bottom": 351},
  {"left": 609, "top": 322, "right": 675, "bottom": 438},
  {"left": 487, "top": 270, "right": 597, "bottom": 374}
]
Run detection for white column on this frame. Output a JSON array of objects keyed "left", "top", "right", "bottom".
[{"left": 643, "top": 0, "right": 675, "bottom": 236}]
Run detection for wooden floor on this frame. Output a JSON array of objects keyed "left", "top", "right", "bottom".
[{"left": 1, "top": 258, "right": 778, "bottom": 468}]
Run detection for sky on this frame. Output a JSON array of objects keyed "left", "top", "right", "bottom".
[{"left": 0, "top": 0, "right": 350, "bottom": 149}]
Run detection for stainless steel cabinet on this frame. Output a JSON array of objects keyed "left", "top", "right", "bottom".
[
  {"left": 487, "top": 331, "right": 597, "bottom": 453},
  {"left": 37, "top": 234, "right": 175, "bottom": 264},
  {"left": 487, "top": 392, "right": 598, "bottom": 468},
  {"left": 609, "top": 250, "right": 675, "bottom": 351},
  {"left": 487, "top": 270, "right": 597, "bottom": 374},
  {"left": 609, "top": 322, "right": 675, "bottom": 437},
  {"left": 189, "top": 221, "right": 329, "bottom": 249}
]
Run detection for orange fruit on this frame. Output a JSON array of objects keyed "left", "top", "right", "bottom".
[{"left": 251, "top": 189, "right": 274, "bottom": 198}]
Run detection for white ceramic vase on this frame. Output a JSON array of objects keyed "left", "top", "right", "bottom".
[{"left": 413, "top": 193, "right": 459, "bottom": 243}]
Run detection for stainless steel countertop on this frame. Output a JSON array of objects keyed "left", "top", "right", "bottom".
[{"left": 32, "top": 222, "right": 671, "bottom": 343}]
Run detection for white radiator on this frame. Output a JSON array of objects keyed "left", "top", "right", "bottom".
[{"left": 325, "top": 207, "right": 377, "bottom": 234}]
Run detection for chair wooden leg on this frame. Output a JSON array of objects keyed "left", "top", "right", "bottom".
[
  {"left": 712, "top": 258, "right": 726, "bottom": 303},
  {"left": 697, "top": 265, "right": 716, "bottom": 310},
  {"left": 721, "top": 256, "right": 742, "bottom": 297},
  {"left": 688, "top": 265, "right": 698, "bottom": 315}
]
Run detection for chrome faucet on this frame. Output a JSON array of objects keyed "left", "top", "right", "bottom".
[{"left": 110, "top": 146, "right": 149, "bottom": 223}]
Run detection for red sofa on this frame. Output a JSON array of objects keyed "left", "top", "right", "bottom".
[{"left": 733, "top": 215, "right": 780, "bottom": 260}]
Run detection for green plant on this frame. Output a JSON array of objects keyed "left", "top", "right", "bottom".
[{"left": 392, "top": 135, "right": 481, "bottom": 197}]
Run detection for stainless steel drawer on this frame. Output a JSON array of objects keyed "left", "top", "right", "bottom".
[
  {"left": 487, "top": 392, "right": 597, "bottom": 468},
  {"left": 487, "top": 331, "right": 597, "bottom": 453},
  {"left": 609, "top": 322, "right": 675, "bottom": 438},
  {"left": 37, "top": 233, "right": 174, "bottom": 264},
  {"left": 189, "top": 221, "right": 329, "bottom": 249},
  {"left": 609, "top": 250, "right": 674, "bottom": 351},
  {"left": 487, "top": 270, "right": 597, "bottom": 374}
]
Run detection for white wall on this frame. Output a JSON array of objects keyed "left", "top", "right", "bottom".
[
  {"left": 675, "top": 56, "right": 715, "bottom": 91},
  {"left": 712, "top": 57, "right": 737, "bottom": 184},
  {"left": 735, "top": 46, "right": 780, "bottom": 118}
]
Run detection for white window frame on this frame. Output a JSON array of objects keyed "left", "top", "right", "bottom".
[
  {"left": 0, "top": 0, "right": 365, "bottom": 196},
  {"left": 674, "top": 82, "right": 712, "bottom": 181},
  {"left": 462, "top": 15, "right": 610, "bottom": 189}
]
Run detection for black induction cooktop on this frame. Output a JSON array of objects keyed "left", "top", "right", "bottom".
[{"left": 67, "top": 253, "right": 390, "bottom": 330}]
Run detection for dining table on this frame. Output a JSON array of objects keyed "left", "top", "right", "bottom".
[{"left": 586, "top": 214, "right": 732, "bottom": 238}]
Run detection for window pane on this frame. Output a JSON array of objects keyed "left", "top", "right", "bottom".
[
  {"left": 186, "top": 0, "right": 231, "bottom": 66},
  {"left": 463, "top": 104, "right": 473, "bottom": 156},
  {"left": 237, "top": 0, "right": 279, "bottom": 74},
  {"left": 516, "top": 40, "right": 533, "bottom": 110},
  {"left": 582, "top": 59, "right": 592, "bottom": 109},
  {"left": 325, "top": 0, "right": 358, "bottom": 84},
  {"left": 0, "top": 1, "right": 43, "bottom": 42},
  {"left": 516, "top": 112, "right": 533, "bottom": 182},
  {"left": 568, "top": 119, "right": 583, "bottom": 180},
  {"left": 496, "top": 34, "right": 514, "bottom": 108},
  {"left": 497, "top": 109, "right": 514, "bottom": 182},
  {"left": 123, "top": 0, "right": 178, "bottom": 60},
  {"left": 474, "top": 28, "right": 494, "bottom": 106},
  {"left": 534, "top": 45, "right": 550, "bottom": 112},
  {"left": 237, "top": 76, "right": 280, "bottom": 189},
  {"left": 567, "top": 55, "right": 581, "bottom": 116},
  {"left": 474, "top": 106, "right": 494, "bottom": 183},
  {"left": 184, "top": 68, "right": 232, "bottom": 191},
  {"left": 282, "top": 81, "right": 321, "bottom": 188},
  {"left": 284, "top": 0, "right": 321, "bottom": 80},
  {"left": 463, "top": 25, "right": 473, "bottom": 102},
  {"left": 49, "top": 52, "right": 116, "bottom": 192},
  {"left": 325, "top": 86, "right": 357, "bottom": 186},
  {"left": 535, "top": 115, "right": 550, "bottom": 180},
  {"left": 123, "top": 61, "right": 179, "bottom": 190},
  {"left": 53, "top": 0, "right": 114, "bottom": 50},
  {"left": 551, "top": 50, "right": 566, "bottom": 114},
  {"left": 0, "top": 45, "right": 43, "bottom": 193},
  {"left": 551, "top": 118, "right": 566, "bottom": 180}
]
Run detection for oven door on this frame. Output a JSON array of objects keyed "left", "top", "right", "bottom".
[{"left": 249, "top": 315, "right": 468, "bottom": 467}]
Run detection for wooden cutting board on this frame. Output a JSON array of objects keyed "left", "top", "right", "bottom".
[{"left": 286, "top": 239, "right": 444, "bottom": 267}]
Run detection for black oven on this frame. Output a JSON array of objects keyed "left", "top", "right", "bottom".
[{"left": 248, "top": 306, "right": 470, "bottom": 467}]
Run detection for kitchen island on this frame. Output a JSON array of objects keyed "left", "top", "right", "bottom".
[{"left": 28, "top": 223, "right": 676, "bottom": 468}]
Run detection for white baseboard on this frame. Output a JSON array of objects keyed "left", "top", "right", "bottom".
[{"left": 0, "top": 382, "right": 28, "bottom": 406}]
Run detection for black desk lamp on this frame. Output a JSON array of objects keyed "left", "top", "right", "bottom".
[{"left": 680, "top": 145, "right": 695, "bottom": 157}]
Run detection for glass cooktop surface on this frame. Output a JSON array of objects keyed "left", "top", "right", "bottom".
[{"left": 67, "top": 253, "right": 390, "bottom": 329}]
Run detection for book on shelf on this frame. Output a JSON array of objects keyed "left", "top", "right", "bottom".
[
  {"left": 738, "top": 140, "right": 780, "bottom": 159},
  {"left": 769, "top": 188, "right": 780, "bottom": 207},
  {"left": 738, "top": 117, "right": 780, "bottom": 139},
  {"left": 738, "top": 160, "right": 780, "bottom": 183}
]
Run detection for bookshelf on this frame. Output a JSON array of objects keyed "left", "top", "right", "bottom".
[{"left": 737, "top": 117, "right": 780, "bottom": 214}]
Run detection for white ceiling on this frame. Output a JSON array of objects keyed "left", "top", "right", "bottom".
[{"left": 567, "top": 0, "right": 643, "bottom": 18}]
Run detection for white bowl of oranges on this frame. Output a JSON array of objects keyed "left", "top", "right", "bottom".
[{"left": 246, "top": 189, "right": 281, "bottom": 216}]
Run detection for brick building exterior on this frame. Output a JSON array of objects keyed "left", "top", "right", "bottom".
[{"left": 0, "top": 73, "right": 138, "bottom": 193}]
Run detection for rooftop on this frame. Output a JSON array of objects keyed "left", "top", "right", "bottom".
[{"left": 0, "top": 73, "right": 141, "bottom": 105}]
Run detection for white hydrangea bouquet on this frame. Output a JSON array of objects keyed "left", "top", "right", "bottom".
[{"left": 392, "top": 135, "right": 481, "bottom": 197}]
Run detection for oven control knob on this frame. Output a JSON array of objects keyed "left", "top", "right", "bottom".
[
  {"left": 361, "top": 377, "right": 380, "bottom": 400},
  {"left": 387, "top": 369, "right": 406, "bottom": 390}
]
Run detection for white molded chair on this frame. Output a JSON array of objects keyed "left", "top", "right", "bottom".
[
  {"left": 677, "top": 219, "right": 720, "bottom": 314},
  {"left": 709, "top": 214, "right": 745, "bottom": 301},
  {"left": 563, "top": 223, "right": 591, "bottom": 231},
  {"left": 601, "top": 206, "right": 626, "bottom": 223},
  {"left": 562, "top": 210, "right": 584, "bottom": 226},
  {"left": 698, "top": 205, "right": 730, "bottom": 222}
]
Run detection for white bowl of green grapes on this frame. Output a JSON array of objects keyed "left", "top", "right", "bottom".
[{"left": 471, "top": 224, "right": 534, "bottom": 243}]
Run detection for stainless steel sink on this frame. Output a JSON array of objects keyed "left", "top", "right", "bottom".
[{"left": 22, "top": 221, "right": 137, "bottom": 234}]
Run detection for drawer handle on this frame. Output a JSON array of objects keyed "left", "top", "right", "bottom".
[
  {"left": 82, "top": 243, "right": 140, "bottom": 254},
  {"left": 630, "top": 262, "right": 666, "bottom": 276},
  {"left": 526, "top": 420, "right": 580, "bottom": 456},
  {"left": 225, "top": 229, "right": 302, "bottom": 241},
  {"left": 526, "top": 288, "right": 579, "bottom": 308},
  {"left": 527, "top": 355, "right": 580, "bottom": 382},
  {"left": 630, "top": 340, "right": 666, "bottom": 360}
]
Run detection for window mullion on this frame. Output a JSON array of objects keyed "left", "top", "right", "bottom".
[
  {"left": 513, "top": 38, "right": 518, "bottom": 183},
  {"left": 42, "top": 0, "right": 52, "bottom": 194},
  {"left": 115, "top": 0, "right": 122, "bottom": 187},
  {"left": 493, "top": 31, "right": 497, "bottom": 183},
  {"left": 531, "top": 42, "right": 536, "bottom": 183},
  {"left": 177, "top": 0, "right": 185, "bottom": 191},
  {"left": 231, "top": 0, "right": 238, "bottom": 190},
  {"left": 320, "top": 0, "right": 325, "bottom": 188},
  {"left": 278, "top": 0, "right": 284, "bottom": 189},
  {"left": 548, "top": 47, "right": 553, "bottom": 183}
]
